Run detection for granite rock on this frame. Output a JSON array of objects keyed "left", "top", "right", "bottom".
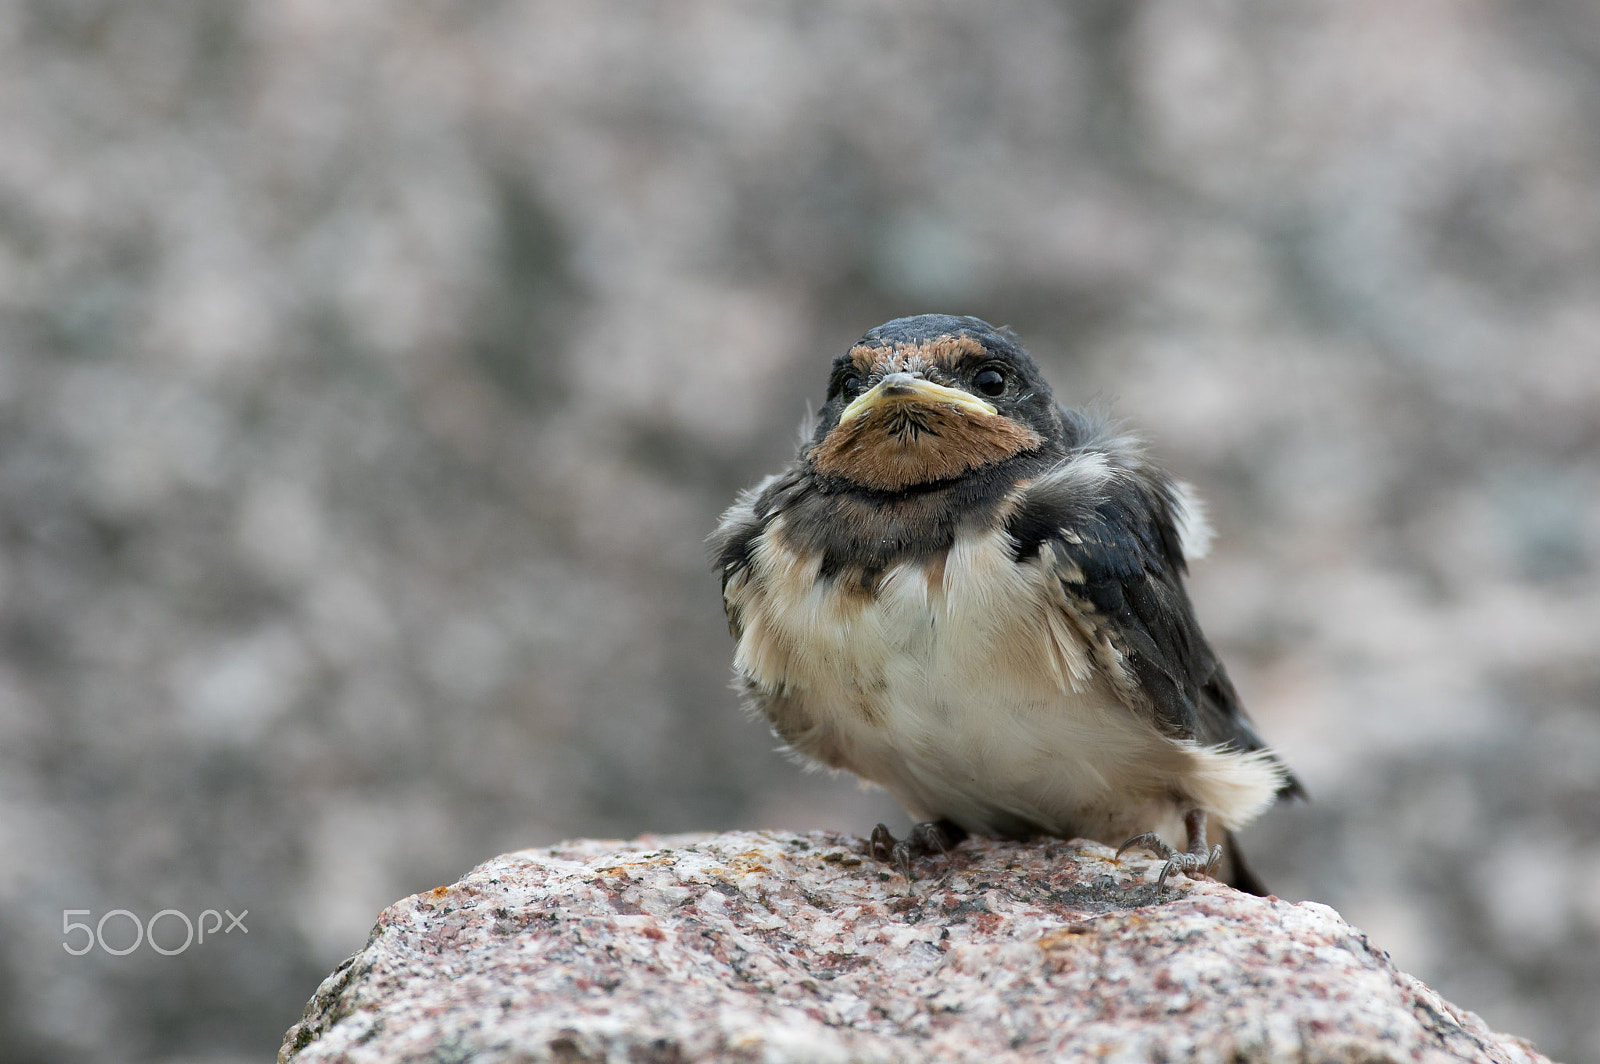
[{"left": 280, "top": 830, "right": 1547, "bottom": 1064}]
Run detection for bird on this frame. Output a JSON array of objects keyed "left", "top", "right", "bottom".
[{"left": 710, "top": 314, "right": 1301, "bottom": 894}]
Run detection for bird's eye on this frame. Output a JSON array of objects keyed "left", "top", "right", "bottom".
[
  {"left": 839, "top": 374, "right": 864, "bottom": 396},
  {"left": 973, "top": 367, "right": 1006, "bottom": 397}
]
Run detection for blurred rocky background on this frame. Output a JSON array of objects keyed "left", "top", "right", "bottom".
[{"left": 0, "top": 1, "right": 1597, "bottom": 1061}]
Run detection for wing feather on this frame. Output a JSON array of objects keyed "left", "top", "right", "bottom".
[{"left": 1007, "top": 440, "right": 1304, "bottom": 799}]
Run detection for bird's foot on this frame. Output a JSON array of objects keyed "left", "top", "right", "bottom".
[
  {"left": 869, "top": 821, "right": 963, "bottom": 880},
  {"left": 1116, "top": 820, "right": 1222, "bottom": 894}
]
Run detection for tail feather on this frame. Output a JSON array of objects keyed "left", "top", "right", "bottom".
[{"left": 1223, "top": 831, "right": 1270, "bottom": 896}]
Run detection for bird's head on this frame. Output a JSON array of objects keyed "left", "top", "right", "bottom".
[{"left": 805, "top": 315, "right": 1063, "bottom": 491}]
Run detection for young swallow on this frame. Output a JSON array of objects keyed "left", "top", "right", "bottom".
[{"left": 711, "top": 314, "right": 1301, "bottom": 893}]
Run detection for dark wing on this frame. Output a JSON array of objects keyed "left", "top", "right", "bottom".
[
  {"left": 708, "top": 467, "right": 806, "bottom": 637},
  {"left": 1006, "top": 454, "right": 1304, "bottom": 800}
]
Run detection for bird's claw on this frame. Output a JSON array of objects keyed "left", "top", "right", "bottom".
[
  {"left": 869, "top": 821, "right": 954, "bottom": 880},
  {"left": 1116, "top": 832, "right": 1222, "bottom": 893}
]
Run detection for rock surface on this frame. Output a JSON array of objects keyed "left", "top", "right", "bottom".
[{"left": 280, "top": 831, "right": 1548, "bottom": 1064}]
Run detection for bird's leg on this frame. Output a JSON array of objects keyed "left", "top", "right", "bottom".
[
  {"left": 1116, "top": 808, "right": 1224, "bottom": 892},
  {"left": 869, "top": 820, "right": 966, "bottom": 880}
]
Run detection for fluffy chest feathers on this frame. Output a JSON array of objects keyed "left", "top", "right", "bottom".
[{"left": 721, "top": 501, "right": 1278, "bottom": 846}]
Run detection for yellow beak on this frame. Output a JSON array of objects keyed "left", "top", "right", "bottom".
[{"left": 837, "top": 372, "right": 997, "bottom": 424}]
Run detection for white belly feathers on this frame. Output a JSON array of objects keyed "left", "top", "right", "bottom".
[{"left": 725, "top": 513, "right": 1284, "bottom": 848}]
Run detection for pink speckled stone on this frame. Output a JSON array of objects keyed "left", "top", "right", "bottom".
[{"left": 281, "top": 830, "right": 1549, "bottom": 1064}]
